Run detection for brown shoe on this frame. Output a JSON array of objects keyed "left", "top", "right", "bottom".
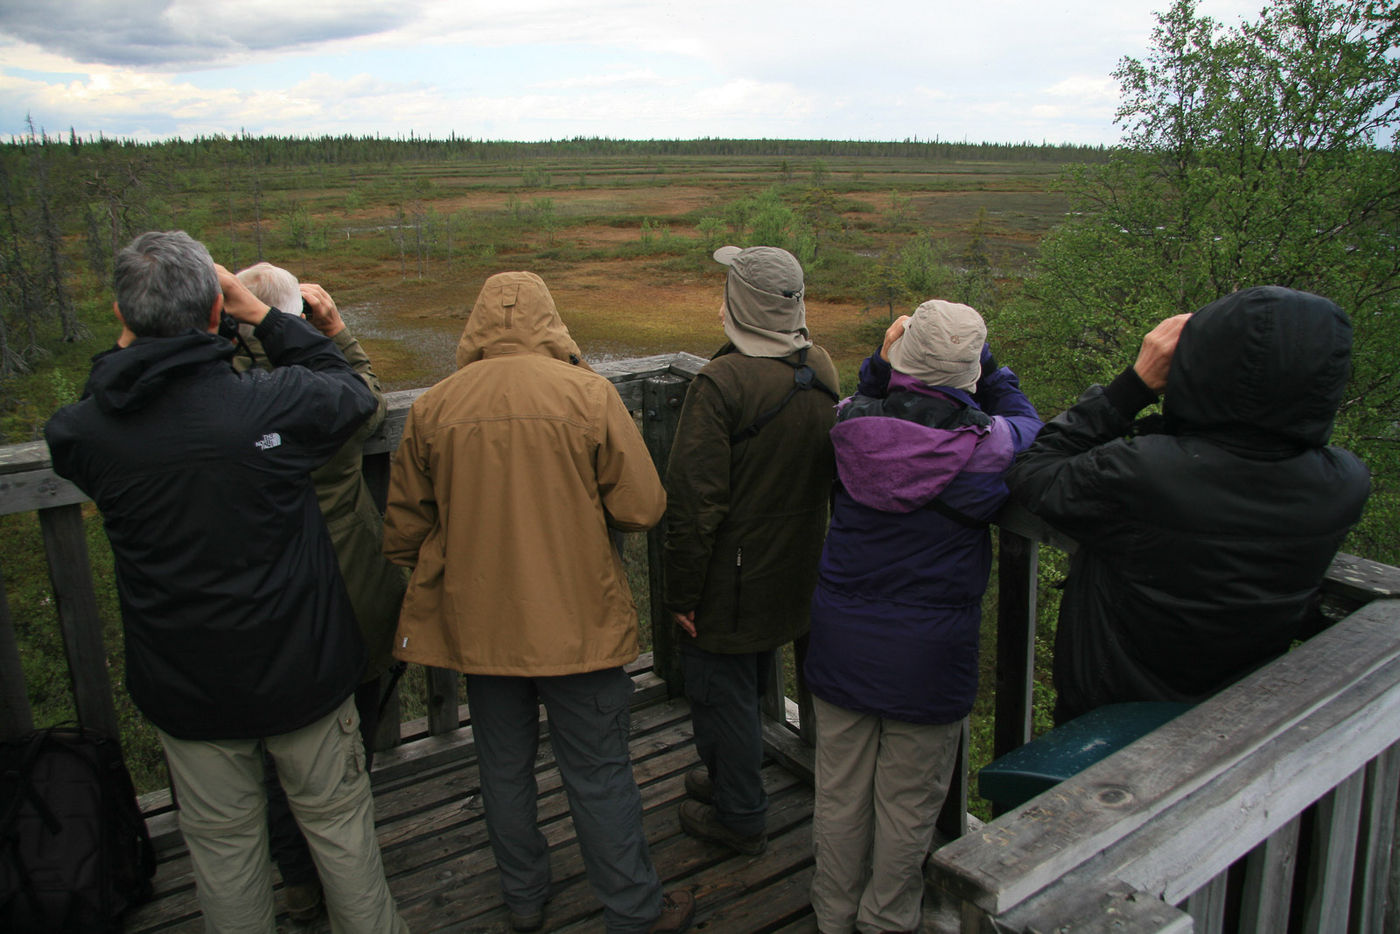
[
  {"left": 678, "top": 800, "right": 766, "bottom": 856},
  {"left": 282, "top": 880, "right": 324, "bottom": 924},
  {"left": 649, "top": 889, "right": 695, "bottom": 932},
  {"left": 683, "top": 768, "right": 713, "bottom": 804},
  {"left": 509, "top": 905, "right": 545, "bottom": 932}
]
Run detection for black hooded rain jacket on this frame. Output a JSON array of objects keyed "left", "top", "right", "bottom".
[
  {"left": 1007, "top": 286, "right": 1370, "bottom": 722},
  {"left": 44, "top": 310, "right": 376, "bottom": 740}
]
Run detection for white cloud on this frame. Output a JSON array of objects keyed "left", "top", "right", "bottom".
[{"left": 0, "top": 0, "right": 1278, "bottom": 144}]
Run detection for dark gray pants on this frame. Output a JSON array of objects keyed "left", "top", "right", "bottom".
[
  {"left": 681, "top": 644, "right": 773, "bottom": 837},
  {"left": 466, "top": 667, "right": 663, "bottom": 933}
]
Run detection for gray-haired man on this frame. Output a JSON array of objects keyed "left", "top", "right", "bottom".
[{"left": 45, "top": 231, "right": 406, "bottom": 932}]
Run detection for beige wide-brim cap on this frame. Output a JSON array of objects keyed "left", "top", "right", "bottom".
[
  {"left": 888, "top": 299, "right": 986, "bottom": 392},
  {"left": 714, "top": 245, "right": 811, "bottom": 358}
]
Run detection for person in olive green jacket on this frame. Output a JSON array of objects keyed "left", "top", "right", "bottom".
[
  {"left": 234, "top": 262, "right": 406, "bottom": 923},
  {"left": 663, "top": 246, "right": 839, "bottom": 856}
]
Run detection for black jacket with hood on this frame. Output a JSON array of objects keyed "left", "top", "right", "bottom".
[
  {"left": 45, "top": 310, "right": 376, "bottom": 740},
  {"left": 1007, "top": 287, "right": 1370, "bottom": 722}
]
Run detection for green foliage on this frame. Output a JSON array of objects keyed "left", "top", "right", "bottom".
[
  {"left": 716, "top": 187, "right": 819, "bottom": 265},
  {"left": 695, "top": 216, "right": 728, "bottom": 253},
  {"left": 521, "top": 166, "right": 552, "bottom": 189},
  {"left": 1005, "top": 0, "right": 1400, "bottom": 558}
]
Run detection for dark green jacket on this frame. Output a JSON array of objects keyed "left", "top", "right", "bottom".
[
  {"left": 663, "top": 344, "right": 839, "bottom": 653},
  {"left": 236, "top": 326, "right": 406, "bottom": 681}
]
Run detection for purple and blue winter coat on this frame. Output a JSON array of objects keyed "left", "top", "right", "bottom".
[{"left": 803, "top": 349, "right": 1041, "bottom": 724}]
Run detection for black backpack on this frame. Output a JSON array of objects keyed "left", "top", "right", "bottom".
[{"left": 1, "top": 726, "right": 157, "bottom": 932}]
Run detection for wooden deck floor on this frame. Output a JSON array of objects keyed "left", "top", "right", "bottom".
[{"left": 124, "top": 664, "right": 957, "bottom": 933}]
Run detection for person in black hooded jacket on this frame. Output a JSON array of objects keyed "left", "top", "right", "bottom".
[
  {"left": 44, "top": 231, "right": 406, "bottom": 932},
  {"left": 1007, "top": 286, "right": 1370, "bottom": 724}
]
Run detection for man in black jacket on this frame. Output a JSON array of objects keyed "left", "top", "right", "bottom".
[
  {"left": 44, "top": 231, "right": 406, "bottom": 932},
  {"left": 1007, "top": 287, "right": 1370, "bottom": 723}
]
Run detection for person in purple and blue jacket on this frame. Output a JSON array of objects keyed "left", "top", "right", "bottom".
[{"left": 803, "top": 300, "right": 1041, "bottom": 934}]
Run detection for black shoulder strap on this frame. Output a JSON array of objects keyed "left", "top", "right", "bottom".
[
  {"left": 923, "top": 495, "right": 990, "bottom": 530},
  {"left": 730, "top": 348, "right": 840, "bottom": 444}
]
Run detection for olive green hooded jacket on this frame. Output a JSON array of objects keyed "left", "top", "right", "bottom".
[{"left": 663, "top": 344, "right": 839, "bottom": 654}]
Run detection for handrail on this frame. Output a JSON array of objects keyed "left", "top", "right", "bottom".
[{"left": 6, "top": 351, "right": 1400, "bottom": 930}]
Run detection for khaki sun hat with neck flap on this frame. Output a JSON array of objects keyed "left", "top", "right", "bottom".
[{"left": 713, "top": 245, "right": 812, "bottom": 358}]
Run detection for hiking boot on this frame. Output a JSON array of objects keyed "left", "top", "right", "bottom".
[
  {"left": 282, "top": 880, "right": 324, "bottom": 924},
  {"left": 509, "top": 906, "right": 545, "bottom": 932},
  {"left": 678, "top": 800, "right": 766, "bottom": 856},
  {"left": 683, "top": 768, "right": 713, "bottom": 804},
  {"left": 649, "top": 889, "right": 696, "bottom": 932}
]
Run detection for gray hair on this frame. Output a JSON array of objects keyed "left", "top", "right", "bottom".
[
  {"left": 237, "top": 262, "right": 301, "bottom": 315},
  {"left": 113, "top": 231, "right": 220, "bottom": 337}
]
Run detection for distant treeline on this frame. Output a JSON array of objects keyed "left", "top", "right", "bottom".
[{"left": 4, "top": 130, "right": 1110, "bottom": 167}]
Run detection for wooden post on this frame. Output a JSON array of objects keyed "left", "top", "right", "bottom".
[
  {"left": 0, "top": 565, "right": 34, "bottom": 737},
  {"left": 793, "top": 634, "right": 815, "bottom": 746},
  {"left": 38, "top": 503, "right": 120, "bottom": 741},
  {"left": 426, "top": 667, "right": 461, "bottom": 736},
  {"left": 994, "top": 527, "right": 1038, "bottom": 759},
  {"left": 361, "top": 449, "right": 391, "bottom": 514},
  {"left": 642, "top": 375, "right": 687, "bottom": 696},
  {"left": 369, "top": 668, "right": 403, "bottom": 753},
  {"left": 1353, "top": 743, "right": 1400, "bottom": 933},
  {"left": 935, "top": 720, "right": 971, "bottom": 840},
  {"left": 1238, "top": 818, "right": 1301, "bottom": 934},
  {"left": 761, "top": 649, "right": 785, "bottom": 722}
]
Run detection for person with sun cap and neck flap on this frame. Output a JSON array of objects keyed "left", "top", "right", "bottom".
[{"left": 663, "top": 245, "right": 841, "bottom": 857}]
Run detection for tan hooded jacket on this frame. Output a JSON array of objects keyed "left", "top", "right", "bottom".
[{"left": 382, "top": 272, "right": 666, "bottom": 676}]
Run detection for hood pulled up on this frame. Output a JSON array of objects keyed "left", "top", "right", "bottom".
[
  {"left": 455, "top": 271, "right": 584, "bottom": 370},
  {"left": 1164, "top": 286, "right": 1351, "bottom": 449}
]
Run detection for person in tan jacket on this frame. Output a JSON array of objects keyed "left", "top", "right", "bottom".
[{"left": 383, "top": 271, "right": 693, "bottom": 933}]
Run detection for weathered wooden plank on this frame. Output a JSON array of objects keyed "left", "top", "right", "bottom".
[
  {"left": 370, "top": 670, "right": 402, "bottom": 753},
  {"left": 993, "top": 527, "right": 1037, "bottom": 761},
  {"left": 1184, "top": 873, "right": 1227, "bottom": 934},
  {"left": 1354, "top": 743, "right": 1400, "bottom": 934},
  {"left": 0, "top": 439, "right": 51, "bottom": 475},
  {"left": 1072, "top": 645, "right": 1400, "bottom": 908},
  {"left": 956, "top": 633, "right": 1400, "bottom": 931},
  {"left": 993, "top": 879, "right": 1193, "bottom": 934},
  {"left": 129, "top": 700, "right": 704, "bottom": 927},
  {"left": 936, "top": 721, "right": 970, "bottom": 841},
  {"left": 1324, "top": 552, "right": 1400, "bottom": 604},
  {"left": 0, "top": 563, "right": 33, "bottom": 736},
  {"left": 1238, "top": 817, "right": 1300, "bottom": 934},
  {"left": 1301, "top": 768, "right": 1366, "bottom": 934},
  {"left": 38, "top": 503, "right": 120, "bottom": 740},
  {"left": 762, "top": 717, "right": 815, "bottom": 784},
  {"left": 425, "top": 666, "right": 460, "bottom": 736},
  {"left": 763, "top": 647, "right": 786, "bottom": 721},
  {"left": 994, "top": 499, "right": 1077, "bottom": 555},
  {"left": 929, "top": 599, "right": 1400, "bottom": 916},
  {"left": 0, "top": 463, "right": 88, "bottom": 514},
  {"left": 642, "top": 374, "right": 687, "bottom": 696}
]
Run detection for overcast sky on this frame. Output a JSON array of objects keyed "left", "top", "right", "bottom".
[{"left": 0, "top": 0, "right": 1268, "bottom": 146}]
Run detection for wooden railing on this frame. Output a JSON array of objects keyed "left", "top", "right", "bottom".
[
  {"left": 5, "top": 351, "right": 1400, "bottom": 931},
  {"left": 934, "top": 503, "right": 1400, "bottom": 932}
]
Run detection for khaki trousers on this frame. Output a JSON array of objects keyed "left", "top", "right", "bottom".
[
  {"left": 157, "top": 695, "right": 407, "bottom": 934},
  {"left": 809, "top": 695, "right": 961, "bottom": 934}
]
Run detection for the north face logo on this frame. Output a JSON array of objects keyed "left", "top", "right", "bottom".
[{"left": 255, "top": 432, "right": 283, "bottom": 451}]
